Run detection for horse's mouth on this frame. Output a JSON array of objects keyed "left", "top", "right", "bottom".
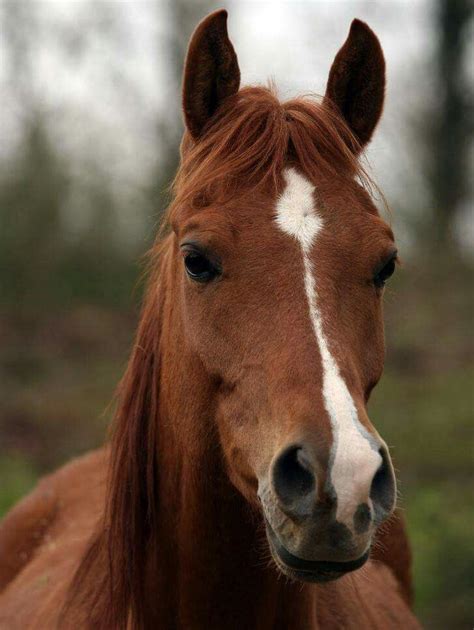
[{"left": 265, "top": 521, "right": 369, "bottom": 583}]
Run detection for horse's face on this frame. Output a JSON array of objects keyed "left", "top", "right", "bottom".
[
  {"left": 174, "top": 11, "right": 396, "bottom": 582},
  {"left": 172, "top": 166, "right": 396, "bottom": 580}
]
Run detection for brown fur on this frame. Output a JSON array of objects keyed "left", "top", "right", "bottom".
[
  {"left": 0, "top": 12, "right": 419, "bottom": 629},
  {"left": 0, "top": 450, "right": 107, "bottom": 628}
]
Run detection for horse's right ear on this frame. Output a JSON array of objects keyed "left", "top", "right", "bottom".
[{"left": 182, "top": 10, "right": 240, "bottom": 139}]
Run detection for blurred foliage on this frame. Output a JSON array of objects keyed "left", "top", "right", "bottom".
[
  {"left": 369, "top": 255, "right": 474, "bottom": 628},
  {"left": 372, "top": 366, "right": 474, "bottom": 628},
  {"left": 0, "top": 1, "right": 472, "bottom": 629},
  {"left": 0, "top": 455, "right": 38, "bottom": 517},
  {"left": 0, "top": 115, "right": 139, "bottom": 311}
]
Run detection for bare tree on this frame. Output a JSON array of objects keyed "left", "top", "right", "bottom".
[{"left": 430, "top": 0, "right": 473, "bottom": 249}]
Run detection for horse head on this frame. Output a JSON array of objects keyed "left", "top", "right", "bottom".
[{"left": 170, "top": 10, "right": 397, "bottom": 583}]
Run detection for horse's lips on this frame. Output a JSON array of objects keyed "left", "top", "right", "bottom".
[{"left": 264, "top": 520, "right": 370, "bottom": 583}]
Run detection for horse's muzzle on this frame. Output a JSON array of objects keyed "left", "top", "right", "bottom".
[{"left": 257, "top": 438, "right": 396, "bottom": 581}]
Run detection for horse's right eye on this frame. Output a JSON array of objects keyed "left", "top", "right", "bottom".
[{"left": 184, "top": 252, "right": 219, "bottom": 283}]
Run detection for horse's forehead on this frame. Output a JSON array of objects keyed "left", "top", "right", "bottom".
[
  {"left": 232, "top": 174, "right": 375, "bottom": 231},
  {"left": 174, "top": 168, "right": 388, "bottom": 252}
]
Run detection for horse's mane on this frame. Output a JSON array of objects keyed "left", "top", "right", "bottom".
[
  {"left": 171, "top": 85, "right": 370, "bottom": 214},
  {"left": 61, "top": 86, "right": 373, "bottom": 629},
  {"left": 60, "top": 276, "right": 164, "bottom": 628}
]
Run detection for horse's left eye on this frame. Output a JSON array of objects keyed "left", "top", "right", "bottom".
[
  {"left": 184, "top": 252, "right": 219, "bottom": 282},
  {"left": 373, "top": 256, "right": 396, "bottom": 289}
]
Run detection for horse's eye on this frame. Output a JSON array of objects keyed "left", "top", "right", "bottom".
[
  {"left": 373, "top": 256, "right": 396, "bottom": 289},
  {"left": 184, "top": 252, "right": 219, "bottom": 282}
]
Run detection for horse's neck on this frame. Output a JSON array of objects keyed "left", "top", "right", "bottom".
[
  {"left": 149, "top": 260, "right": 315, "bottom": 628},
  {"left": 154, "top": 419, "right": 316, "bottom": 629}
]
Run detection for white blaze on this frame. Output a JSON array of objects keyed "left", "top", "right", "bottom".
[{"left": 275, "top": 168, "right": 381, "bottom": 526}]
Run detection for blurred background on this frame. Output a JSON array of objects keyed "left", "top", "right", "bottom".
[{"left": 0, "top": 1, "right": 472, "bottom": 626}]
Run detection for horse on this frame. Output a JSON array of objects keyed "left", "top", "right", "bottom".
[{"left": 0, "top": 10, "right": 420, "bottom": 629}]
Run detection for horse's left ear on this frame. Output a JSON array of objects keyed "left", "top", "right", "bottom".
[
  {"left": 183, "top": 10, "right": 240, "bottom": 139},
  {"left": 325, "top": 19, "right": 385, "bottom": 152}
]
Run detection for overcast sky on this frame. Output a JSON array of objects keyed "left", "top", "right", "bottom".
[{"left": 1, "top": 1, "right": 471, "bottom": 249}]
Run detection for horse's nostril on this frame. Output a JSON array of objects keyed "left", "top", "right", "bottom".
[
  {"left": 370, "top": 446, "right": 396, "bottom": 521},
  {"left": 272, "top": 445, "right": 316, "bottom": 517}
]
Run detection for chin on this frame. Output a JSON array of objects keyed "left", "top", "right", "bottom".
[{"left": 265, "top": 522, "right": 370, "bottom": 584}]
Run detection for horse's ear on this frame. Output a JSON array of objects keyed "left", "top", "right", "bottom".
[
  {"left": 324, "top": 19, "right": 385, "bottom": 152},
  {"left": 183, "top": 9, "right": 240, "bottom": 139}
]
